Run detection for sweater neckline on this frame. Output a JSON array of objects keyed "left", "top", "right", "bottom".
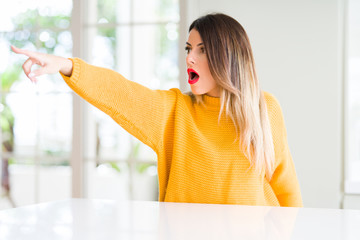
[{"left": 202, "top": 94, "right": 220, "bottom": 109}]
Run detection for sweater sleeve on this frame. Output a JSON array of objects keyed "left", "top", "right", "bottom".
[
  {"left": 60, "top": 58, "right": 177, "bottom": 153},
  {"left": 265, "top": 92, "right": 303, "bottom": 207}
]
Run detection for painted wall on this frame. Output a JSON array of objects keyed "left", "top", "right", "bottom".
[{"left": 183, "top": 0, "right": 344, "bottom": 208}]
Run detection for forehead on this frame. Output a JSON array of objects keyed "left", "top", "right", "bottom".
[{"left": 187, "top": 29, "right": 203, "bottom": 45}]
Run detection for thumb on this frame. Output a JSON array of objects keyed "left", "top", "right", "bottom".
[{"left": 30, "top": 67, "right": 47, "bottom": 78}]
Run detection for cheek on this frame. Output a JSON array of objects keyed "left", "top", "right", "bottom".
[
  {"left": 202, "top": 70, "right": 216, "bottom": 87},
  {"left": 206, "top": 77, "right": 217, "bottom": 91},
  {"left": 196, "top": 75, "right": 217, "bottom": 93},
  {"left": 203, "top": 61, "right": 214, "bottom": 81}
]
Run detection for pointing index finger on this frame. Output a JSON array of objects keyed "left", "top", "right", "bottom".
[{"left": 11, "top": 45, "right": 37, "bottom": 58}]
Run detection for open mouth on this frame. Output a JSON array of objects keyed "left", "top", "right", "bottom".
[{"left": 187, "top": 68, "right": 199, "bottom": 84}]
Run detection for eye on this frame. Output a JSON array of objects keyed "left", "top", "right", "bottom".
[
  {"left": 200, "top": 47, "right": 205, "bottom": 54},
  {"left": 185, "top": 46, "right": 191, "bottom": 54}
]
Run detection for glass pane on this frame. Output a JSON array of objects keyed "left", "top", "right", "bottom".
[
  {"left": 94, "top": 107, "right": 132, "bottom": 161},
  {"left": 115, "top": 26, "right": 131, "bottom": 78},
  {"left": 115, "top": 0, "right": 131, "bottom": 23},
  {"left": 97, "top": 0, "right": 132, "bottom": 24},
  {"left": 156, "top": 22, "right": 179, "bottom": 89},
  {"left": 3, "top": 91, "right": 38, "bottom": 157},
  {"left": 96, "top": 0, "right": 179, "bottom": 24},
  {"left": 132, "top": 23, "right": 179, "bottom": 90},
  {"left": 37, "top": 0, "right": 73, "bottom": 16},
  {"left": 131, "top": 136, "right": 157, "bottom": 162},
  {"left": 37, "top": 93, "right": 72, "bottom": 160},
  {"left": 133, "top": 0, "right": 179, "bottom": 23},
  {"left": 133, "top": 162, "right": 158, "bottom": 201},
  {"left": 86, "top": 161, "right": 130, "bottom": 200},
  {"left": 88, "top": 27, "right": 117, "bottom": 69},
  {"left": 8, "top": 163, "right": 36, "bottom": 207},
  {"left": 87, "top": 26, "right": 131, "bottom": 77},
  {"left": 38, "top": 29, "right": 73, "bottom": 57},
  {"left": 97, "top": 0, "right": 118, "bottom": 24},
  {"left": 0, "top": 0, "right": 72, "bottom": 32},
  {"left": 38, "top": 165, "right": 71, "bottom": 202}
]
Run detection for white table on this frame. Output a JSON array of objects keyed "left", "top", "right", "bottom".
[{"left": 0, "top": 199, "right": 359, "bottom": 239}]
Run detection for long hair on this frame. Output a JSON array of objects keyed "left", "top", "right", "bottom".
[{"left": 189, "top": 13, "right": 275, "bottom": 181}]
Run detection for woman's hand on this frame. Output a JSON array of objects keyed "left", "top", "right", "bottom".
[{"left": 11, "top": 45, "right": 73, "bottom": 82}]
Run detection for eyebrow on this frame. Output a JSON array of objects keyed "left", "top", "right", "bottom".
[{"left": 186, "top": 42, "right": 204, "bottom": 47}]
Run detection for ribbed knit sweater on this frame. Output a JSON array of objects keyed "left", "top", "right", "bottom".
[{"left": 61, "top": 58, "right": 303, "bottom": 207}]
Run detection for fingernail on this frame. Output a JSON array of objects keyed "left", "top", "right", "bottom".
[{"left": 29, "top": 73, "right": 35, "bottom": 77}]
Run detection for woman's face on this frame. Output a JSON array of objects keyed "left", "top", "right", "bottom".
[{"left": 186, "top": 29, "right": 220, "bottom": 97}]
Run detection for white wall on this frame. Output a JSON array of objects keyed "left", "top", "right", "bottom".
[{"left": 184, "top": 0, "right": 344, "bottom": 208}]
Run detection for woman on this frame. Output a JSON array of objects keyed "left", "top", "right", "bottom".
[{"left": 12, "top": 13, "right": 302, "bottom": 207}]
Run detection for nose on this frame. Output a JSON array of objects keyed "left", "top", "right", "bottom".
[{"left": 186, "top": 53, "right": 195, "bottom": 66}]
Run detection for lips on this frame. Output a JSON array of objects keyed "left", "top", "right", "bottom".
[{"left": 187, "top": 68, "right": 199, "bottom": 84}]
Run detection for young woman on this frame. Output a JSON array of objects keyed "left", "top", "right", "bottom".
[{"left": 12, "top": 13, "right": 303, "bottom": 207}]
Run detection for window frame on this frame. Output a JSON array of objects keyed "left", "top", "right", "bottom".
[{"left": 344, "top": 0, "right": 360, "bottom": 196}]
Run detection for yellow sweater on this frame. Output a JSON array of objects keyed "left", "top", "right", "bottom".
[{"left": 62, "top": 58, "right": 303, "bottom": 207}]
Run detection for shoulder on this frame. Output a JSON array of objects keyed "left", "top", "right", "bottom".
[
  {"left": 262, "top": 91, "right": 287, "bottom": 134},
  {"left": 169, "top": 88, "right": 184, "bottom": 96},
  {"left": 263, "top": 91, "right": 283, "bottom": 117},
  {"left": 152, "top": 88, "right": 194, "bottom": 109},
  {"left": 263, "top": 91, "right": 280, "bottom": 108},
  {"left": 168, "top": 88, "right": 193, "bottom": 103}
]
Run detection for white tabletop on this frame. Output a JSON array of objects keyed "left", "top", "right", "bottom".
[{"left": 0, "top": 199, "right": 359, "bottom": 240}]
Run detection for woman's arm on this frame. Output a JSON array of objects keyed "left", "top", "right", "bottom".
[
  {"left": 62, "top": 58, "right": 178, "bottom": 152},
  {"left": 12, "top": 46, "right": 178, "bottom": 153}
]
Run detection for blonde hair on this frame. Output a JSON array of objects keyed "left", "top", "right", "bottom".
[{"left": 189, "top": 13, "right": 275, "bottom": 181}]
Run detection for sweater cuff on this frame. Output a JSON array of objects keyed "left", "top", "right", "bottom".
[{"left": 60, "top": 57, "right": 82, "bottom": 85}]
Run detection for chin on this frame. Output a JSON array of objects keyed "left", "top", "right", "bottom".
[
  {"left": 190, "top": 91, "right": 205, "bottom": 97},
  {"left": 190, "top": 87, "right": 205, "bottom": 96}
]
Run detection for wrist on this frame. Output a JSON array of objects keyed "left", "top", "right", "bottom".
[{"left": 60, "top": 58, "right": 73, "bottom": 76}]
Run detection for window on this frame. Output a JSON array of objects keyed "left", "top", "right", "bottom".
[
  {"left": 345, "top": 0, "right": 360, "bottom": 194},
  {"left": 0, "top": 0, "right": 73, "bottom": 209},
  {"left": 0, "top": 0, "right": 180, "bottom": 209}
]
